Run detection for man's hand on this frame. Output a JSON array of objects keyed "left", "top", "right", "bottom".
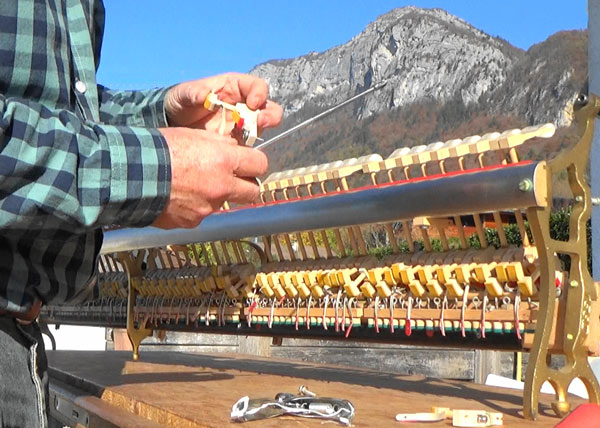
[
  {"left": 165, "top": 72, "right": 283, "bottom": 138},
  {"left": 152, "top": 127, "right": 267, "bottom": 229}
]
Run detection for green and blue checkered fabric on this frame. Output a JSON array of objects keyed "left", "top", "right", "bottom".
[{"left": 0, "top": 0, "right": 171, "bottom": 312}]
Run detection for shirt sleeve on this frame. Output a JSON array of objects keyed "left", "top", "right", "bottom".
[
  {"left": 97, "top": 85, "right": 171, "bottom": 128},
  {"left": 0, "top": 93, "right": 171, "bottom": 233}
]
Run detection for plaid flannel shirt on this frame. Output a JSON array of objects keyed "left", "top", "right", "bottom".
[{"left": 0, "top": 0, "right": 171, "bottom": 312}]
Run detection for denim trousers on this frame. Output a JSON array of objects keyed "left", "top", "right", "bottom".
[{"left": 0, "top": 317, "right": 49, "bottom": 428}]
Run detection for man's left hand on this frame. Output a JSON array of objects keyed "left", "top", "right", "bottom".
[{"left": 165, "top": 72, "right": 283, "bottom": 138}]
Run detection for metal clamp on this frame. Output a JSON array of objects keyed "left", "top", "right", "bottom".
[{"left": 231, "top": 386, "right": 354, "bottom": 426}]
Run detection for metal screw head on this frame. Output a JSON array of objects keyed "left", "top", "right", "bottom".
[
  {"left": 567, "top": 333, "right": 574, "bottom": 341},
  {"left": 575, "top": 196, "right": 584, "bottom": 203},
  {"left": 592, "top": 197, "right": 600, "bottom": 206},
  {"left": 518, "top": 179, "right": 533, "bottom": 192},
  {"left": 575, "top": 93, "right": 588, "bottom": 110},
  {"left": 299, "top": 385, "right": 316, "bottom": 397},
  {"left": 570, "top": 280, "right": 579, "bottom": 288}
]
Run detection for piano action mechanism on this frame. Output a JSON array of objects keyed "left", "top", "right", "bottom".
[{"left": 42, "top": 95, "right": 600, "bottom": 420}]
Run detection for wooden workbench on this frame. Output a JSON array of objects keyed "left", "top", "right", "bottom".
[{"left": 47, "top": 350, "right": 580, "bottom": 427}]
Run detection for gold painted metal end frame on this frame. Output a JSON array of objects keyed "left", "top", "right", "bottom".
[{"left": 524, "top": 94, "right": 600, "bottom": 419}]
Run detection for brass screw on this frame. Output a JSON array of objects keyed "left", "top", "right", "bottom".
[
  {"left": 518, "top": 179, "right": 533, "bottom": 192},
  {"left": 570, "top": 280, "right": 579, "bottom": 288},
  {"left": 575, "top": 196, "right": 583, "bottom": 203},
  {"left": 567, "top": 333, "right": 574, "bottom": 341}
]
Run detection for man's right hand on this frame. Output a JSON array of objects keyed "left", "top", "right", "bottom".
[{"left": 152, "top": 127, "right": 267, "bottom": 229}]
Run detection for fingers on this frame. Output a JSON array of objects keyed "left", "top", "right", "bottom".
[
  {"left": 258, "top": 100, "right": 284, "bottom": 129},
  {"left": 217, "top": 73, "right": 269, "bottom": 110},
  {"left": 156, "top": 127, "right": 269, "bottom": 229},
  {"left": 227, "top": 176, "right": 262, "bottom": 205},
  {"left": 167, "top": 73, "right": 283, "bottom": 134},
  {"left": 219, "top": 74, "right": 283, "bottom": 129},
  {"left": 236, "top": 75, "right": 269, "bottom": 110},
  {"left": 231, "top": 145, "right": 268, "bottom": 177}
]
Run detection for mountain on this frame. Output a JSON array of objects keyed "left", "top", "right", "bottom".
[{"left": 250, "top": 7, "right": 587, "bottom": 172}]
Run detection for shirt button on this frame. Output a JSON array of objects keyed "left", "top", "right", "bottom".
[{"left": 75, "top": 80, "right": 87, "bottom": 94}]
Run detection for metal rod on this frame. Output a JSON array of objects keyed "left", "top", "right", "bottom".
[
  {"left": 255, "top": 80, "right": 388, "bottom": 150},
  {"left": 102, "top": 162, "right": 545, "bottom": 254}
]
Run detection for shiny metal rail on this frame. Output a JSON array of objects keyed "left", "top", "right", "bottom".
[{"left": 101, "top": 161, "right": 546, "bottom": 254}]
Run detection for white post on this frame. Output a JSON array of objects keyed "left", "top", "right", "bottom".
[{"left": 589, "top": 0, "right": 600, "bottom": 279}]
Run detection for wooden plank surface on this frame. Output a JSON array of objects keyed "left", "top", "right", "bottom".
[{"left": 47, "top": 350, "right": 581, "bottom": 428}]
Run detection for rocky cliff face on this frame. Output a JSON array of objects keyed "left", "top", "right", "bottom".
[
  {"left": 484, "top": 30, "right": 587, "bottom": 128},
  {"left": 253, "top": 8, "right": 520, "bottom": 116},
  {"left": 250, "top": 7, "right": 586, "bottom": 169}
]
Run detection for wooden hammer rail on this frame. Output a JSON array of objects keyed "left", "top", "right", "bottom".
[{"left": 41, "top": 95, "right": 600, "bottom": 420}]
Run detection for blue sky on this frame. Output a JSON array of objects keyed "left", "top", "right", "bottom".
[{"left": 97, "top": 1, "right": 588, "bottom": 90}]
